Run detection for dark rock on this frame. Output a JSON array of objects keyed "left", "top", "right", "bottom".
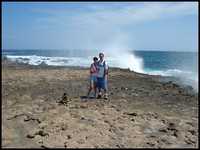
[
  {"left": 2, "top": 55, "right": 8, "bottom": 61},
  {"left": 116, "top": 108, "right": 120, "bottom": 112},
  {"left": 146, "top": 112, "right": 158, "bottom": 119},
  {"left": 58, "top": 93, "right": 69, "bottom": 106},
  {"left": 104, "top": 120, "right": 109, "bottom": 124},
  {"left": 26, "top": 134, "right": 35, "bottom": 138},
  {"left": 118, "top": 127, "right": 125, "bottom": 131},
  {"left": 24, "top": 115, "right": 32, "bottom": 121},
  {"left": 121, "top": 87, "right": 125, "bottom": 90},
  {"left": 24, "top": 115, "right": 41, "bottom": 124},
  {"left": 185, "top": 122, "right": 194, "bottom": 126},
  {"left": 36, "top": 130, "right": 49, "bottom": 137},
  {"left": 116, "top": 144, "right": 125, "bottom": 148},
  {"left": 39, "top": 61, "right": 48, "bottom": 66},
  {"left": 159, "top": 128, "right": 168, "bottom": 133},
  {"left": 163, "top": 81, "right": 179, "bottom": 89},
  {"left": 168, "top": 122, "right": 176, "bottom": 130},
  {"left": 188, "top": 130, "right": 196, "bottom": 136},
  {"left": 131, "top": 118, "right": 135, "bottom": 122},
  {"left": 77, "top": 139, "right": 85, "bottom": 144},
  {"left": 41, "top": 145, "right": 49, "bottom": 149},
  {"left": 81, "top": 117, "right": 85, "bottom": 120},
  {"left": 184, "top": 135, "right": 196, "bottom": 145},
  {"left": 38, "top": 140, "right": 43, "bottom": 144},
  {"left": 126, "top": 112, "right": 138, "bottom": 116},
  {"left": 132, "top": 93, "right": 139, "bottom": 96},
  {"left": 121, "top": 87, "right": 128, "bottom": 90},
  {"left": 185, "top": 85, "right": 193, "bottom": 91},
  {"left": 101, "top": 112, "right": 105, "bottom": 115},
  {"left": 146, "top": 141, "right": 156, "bottom": 147},
  {"left": 148, "top": 135, "right": 156, "bottom": 138},
  {"left": 80, "top": 105, "right": 87, "bottom": 109},
  {"left": 161, "top": 119, "right": 167, "bottom": 124},
  {"left": 64, "top": 142, "right": 68, "bottom": 148},
  {"left": 67, "top": 135, "right": 71, "bottom": 139}
]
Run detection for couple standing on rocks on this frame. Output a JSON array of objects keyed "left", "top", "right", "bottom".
[{"left": 87, "top": 52, "right": 109, "bottom": 100}]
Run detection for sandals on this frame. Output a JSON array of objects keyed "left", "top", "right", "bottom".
[
  {"left": 104, "top": 94, "right": 108, "bottom": 100},
  {"left": 97, "top": 92, "right": 102, "bottom": 99},
  {"left": 97, "top": 93, "right": 108, "bottom": 100}
]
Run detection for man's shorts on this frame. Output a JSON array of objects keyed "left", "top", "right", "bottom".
[{"left": 97, "top": 77, "right": 107, "bottom": 90}]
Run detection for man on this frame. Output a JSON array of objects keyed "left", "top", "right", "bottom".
[{"left": 97, "top": 52, "right": 109, "bottom": 99}]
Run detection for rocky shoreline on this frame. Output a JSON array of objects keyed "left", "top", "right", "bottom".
[{"left": 2, "top": 59, "right": 198, "bottom": 148}]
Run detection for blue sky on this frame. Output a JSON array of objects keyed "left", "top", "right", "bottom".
[{"left": 2, "top": 2, "right": 198, "bottom": 51}]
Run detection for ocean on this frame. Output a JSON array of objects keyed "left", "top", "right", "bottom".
[{"left": 2, "top": 49, "right": 198, "bottom": 92}]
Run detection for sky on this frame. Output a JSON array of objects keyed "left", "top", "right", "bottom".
[{"left": 2, "top": 2, "right": 198, "bottom": 51}]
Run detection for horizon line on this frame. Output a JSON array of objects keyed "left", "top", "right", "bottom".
[{"left": 2, "top": 49, "right": 198, "bottom": 52}]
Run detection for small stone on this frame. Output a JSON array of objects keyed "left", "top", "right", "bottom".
[
  {"left": 132, "top": 93, "right": 139, "bottom": 96},
  {"left": 131, "top": 118, "right": 135, "bottom": 122},
  {"left": 67, "top": 135, "right": 71, "bottom": 139},
  {"left": 27, "top": 134, "right": 35, "bottom": 138},
  {"left": 41, "top": 145, "right": 49, "bottom": 148},
  {"left": 80, "top": 105, "right": 87, "bottom": 109},
  {"left": 116, "top": 108, "right": 120, "bottom": 112},
  {"left": 159, "top": 128, "right": 168, "bottom": 133},
  {"left": 77, "top": 139, "right": 85, "bottom": 144},
  {"left": 119, "top": 127, "right": 124, "bottom": 131},
  {"left": 81, "top": 117, "right": 85, "bottom": 120},
  {"left": 167, "top": 122, "right": 176, "bottom": 130},
  {"left": 36, "top": 130, "right": 49, "bottom": 137},
  {"left": 64, "top": 142, "right": 68, "bottom": 148},
  {"left": 104, "top": 120, "right": 109, "bottom": 123},
  {"left": 126, "top": 112, "right": 138, "bottom": 116},
  {"left": 38, "top": 139, "right": 43, "bottom": 144},
  {"left": 146, "top": 142, "right": 155, "bottom": 147},
  {"left": 116, "top": 144, "right": 124, "bottom": 148},
  {"left": 24, "top": 115, "right": 31, "bottom": 121},
  {"left": 188, "top": 130, "right": 196, "bottom": 135},
  {"left": 101, "top": 112, "right": 105, "bottom": 115},
  {"left": 121, "top": 87, "right": 125, "bottom": 90},
  {"left": 60, "top": 123, "right": 68, "bottom": 131}
]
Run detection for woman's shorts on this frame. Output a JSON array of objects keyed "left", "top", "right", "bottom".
[{"left": 90, "top": 75, "right": 97, "bottom": 83}]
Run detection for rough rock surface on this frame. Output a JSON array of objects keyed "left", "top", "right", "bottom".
[{"left": 2, "top": 60, "right": 198, "bottom": 148}]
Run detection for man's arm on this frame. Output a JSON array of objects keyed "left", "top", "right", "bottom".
[{"left": 104, "top": 62, "right": 108, "bottom": 76}]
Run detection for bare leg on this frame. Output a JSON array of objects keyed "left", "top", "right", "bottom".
[
  {"left": 87, "top": 80, "right": 93, "bottom": 97},
  {"left": 104, "top": 78, "right": 108, "bottom": 99},
  {"left": 87, "top": 87, "right": 92, "bottom": 97},
  {"left": 97, "top": 88, "right": 102, "bottom": 98},
  {"left": 94, "top": 84, "right": 97, "bottom": 98}
]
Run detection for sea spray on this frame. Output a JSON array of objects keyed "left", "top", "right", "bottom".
[
  {"left": 101, "top": 35, "right": 144, "bottom": 73},
  {"left": 104, "top": 50, "right": 144, "bottom": 73},
  {"left": 146, "top": 69, "right": 198, "bottom": 92}
]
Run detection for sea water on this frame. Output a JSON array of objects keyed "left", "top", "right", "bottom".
[{"left": 2, "top": 49, "right": 198, "bottom": 92}]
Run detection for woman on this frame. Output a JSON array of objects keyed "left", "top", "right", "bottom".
[{"left": 87, "top": 57, "right": 98, "bottom": 98}]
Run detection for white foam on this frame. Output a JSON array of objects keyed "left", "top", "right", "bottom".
[
  {"left": 6, "top": 55, "right": 92, "bottom": 67},
  {"left": 6, "top": 54, "right": 144, "bottom": 70},
  {"left": 145, "top": 69, "right": 198, "bottom": 92}
]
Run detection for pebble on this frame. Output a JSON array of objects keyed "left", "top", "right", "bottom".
[{"left": 26, "top": 134, "right": 35, "bottom": 138}]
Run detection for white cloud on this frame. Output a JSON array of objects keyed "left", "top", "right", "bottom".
[
  {"left": 8, "top": 2, "right": 197, "bottom": 50},
  {"left": 34, "top": 2, "right": 198, "bottom": 27}
]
